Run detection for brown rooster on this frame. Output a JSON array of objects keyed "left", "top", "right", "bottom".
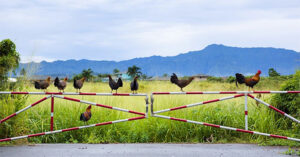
[
  {"left": 34, "top": 77, "right": 51, "bottom": 92},
  {"left": 73, "top": 77, "right": 86, "bottom": 93},
  {"left": 80, "top": 105, "right": 92, "bottom": 124},
  {"left": 130, "top": 76, "right": 139, "bottom": 94},
  {"left": 54, "top": 77, "right": 68, "bottom": 92},
  {"left": 170, "top": 73, "right": 195, "bottom": 92},
  {"left": 235, "top": 70, "right": 261, "bottom": 91},
  {"left": 108, "top": 75, "right": 123, "bottom": 93}
]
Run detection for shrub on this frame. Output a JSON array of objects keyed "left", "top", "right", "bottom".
[{"left": 271, "top": 70, "right": 300, "bottom": 116}]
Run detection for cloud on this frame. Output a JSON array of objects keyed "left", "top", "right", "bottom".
[{"left": 1, "top": 0, "right": 300, "bottom": 63}]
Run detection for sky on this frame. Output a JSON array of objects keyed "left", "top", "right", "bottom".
[{"left": 1, "top": 0, "right": 300, "bottom": 63}]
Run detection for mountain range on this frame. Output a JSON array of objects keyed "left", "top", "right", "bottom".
[{"left": 18, "top": 44, "right": 300, "bottom": 77}]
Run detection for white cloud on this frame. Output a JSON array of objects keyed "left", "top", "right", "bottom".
[{"left": 0, "top": 0, "right": 300, "bottom": 63}]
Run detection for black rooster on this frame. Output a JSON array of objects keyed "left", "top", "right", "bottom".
[
  {"left": 108, "top": 75, "right": 123, "bottom": 93},
  {"left": 130, "top": 76, "right": 139, "bottom": 94}
]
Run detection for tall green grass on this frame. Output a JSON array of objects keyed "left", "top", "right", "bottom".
[{"left": 0, "top": 80, "right": 299, "bottom": 146}]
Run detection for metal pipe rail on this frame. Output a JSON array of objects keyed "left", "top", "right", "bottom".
[
  {"left": 0, "top": 92, "right": 148, "bottom": 143},
  {"left": 151, "top": 91, "right": 300, "bottom": 142}
]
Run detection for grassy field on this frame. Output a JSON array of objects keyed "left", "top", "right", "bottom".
[{"left": 0, "top": 79, "right": 299, "bottom": 146}]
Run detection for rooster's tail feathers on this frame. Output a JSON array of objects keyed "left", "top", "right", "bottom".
[
  {"left": 235, "top": 73, "right": 245, "bottom": 87},
  {"left": 54, "top": 77, "right": 59, "bottom": 87},
  {"left": 117, "top": 78, "right": 123, "bottom": 87},
  {"left": 170, "top": 73, "right": 178, "bottom": 84}
]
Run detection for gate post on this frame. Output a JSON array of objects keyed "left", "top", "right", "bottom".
[
  {"left": 50, "top": 95, "right": 54, "bottom": 131},
  {"left": 244, "top": 93, "right": 248, "bottom": 130}
]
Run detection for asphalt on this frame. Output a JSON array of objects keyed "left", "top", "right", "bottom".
[{"left": 0, "top": 144, "right": 291, "bottom": 157}]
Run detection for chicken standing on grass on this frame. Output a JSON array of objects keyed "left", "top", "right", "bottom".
[
  {"left": 73, "top": 77, "right": 86, "bottom": 93},
  {"left": 108, "top": 75, "right": 123, "bottom": 93},
  {"left": 235, "top": 70, "right": 261, "bottom": 91},
  {"left": 34, "top": 77, "right": 51, "bottom": 92},
  {"left": 130, "top": 76, "right": 139, "bottom": 94},
  {"left": 54, "top": 77, "right": 68, "bottom": 92},
  {"left": 80, "top": 105, "right": 92, "bottom": 124},
  {"left": 170, "top": 73, "right": 195, "bottom": 92}
]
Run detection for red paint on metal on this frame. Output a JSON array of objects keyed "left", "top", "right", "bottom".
[
  {"left": 186, "top": 92, "right": 204, "bottom": 94},
  {"left": 31, "top": 97, "right": 48, "bottom": 107},
  {"left": 247, "top": 94, "right": 255, "bottom": 98},
  {"left": 50, "top": 96, "right": 54, "bottom": 131},
  {"left": 62, "top": 127, "right": 79, "bottom": 132},
  {"left": 0, "top": 113, "right": 17, "bottom": 123},
  {"left": 170, "top": 106, "right": 187, "bottom": 111},
  {"left": 236, "top": 129, "right": 254, "bottom": 134},
  {"left": 203, "top": 123, "right": 220, "bottom": 128},
  {"left": 0, "top": 138, "right": 11, "bottom": 142},
  {"left": 96, "top": 104, "right": 113, "bottom": 109},
  {"left": 112, "top": 93, "right": 130, "bottom": 96},
  {"left": 28, "top": 132, "right": 45, "bottom": 137},
  {"left": 152, "top": 92, "right": 170, "bottom": 95},
  {"left": 95, "top": 121, "right": 113, "bottom": 126},
  {"left": 269, "top": 105, "right": 285, "bottom": 115},
  {"left": 245, "top": 111, "right": 248, "bottom": 115},
  {"left": 128, "top": 116, "right": 146, "bottom": 121},
  {"left": 270, "top": 134, "right": 288, "bottom": 139},
  {"left": 170, "top": 117, "right": 187, "bottom": 122},
  {"left": 203, "top": 99, "right": 220, "bottom": 104},
  {"left": 79, "top": 93, "right": 96, "bottom": 95},
  {"left": 254, "top": 91, "right": 270, "bottom": 93},
  {"left": 45, "top": 92, "right": 62, "bottom": 95},
  {"left": 287, "top": 91, "right": 300, "bottom": 93},
  {"left": 128, "top": 110, "right": 146, "bottom": 116},
  {"left": 220, "top": 91, "right": 238, "bottom": 94},
  {"left": 234, "top": 94, "right": 245, "bottom": 97},
  {"left": 63, "top": 97, "right": 81, "bottom": 102},
  {"left": 11, "top": 92, "right": 29, "bottom": 94}
]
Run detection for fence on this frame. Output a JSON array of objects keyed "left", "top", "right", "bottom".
[
  {"left": 151, "top": 91, "right": 300, "bottom": 142},
  {"left": 0, "top": 92, "right": 148, "bottom": 142},
  {"left": 0, "top": 91, "right": 299, "bottom": 143}
]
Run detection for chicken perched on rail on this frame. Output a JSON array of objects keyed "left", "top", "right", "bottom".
[
  {"left": 54, "top": 77, "right": 68, "bottom": 92},
  {"left": 34, "top": 77, "right": 51, "bottom": 92},
  {"left": 80, "top": 105, "right": 92, "bottom": 124},
  {"left": 73, "top": 77, "right": 86, "bottom": 93},
  {"left": 170, "top": 73, "right": 195, "bottom": 92},
  {"left": 130, "top": 76, "right": 139, "bottom": 94},
  {"left": 108, "top": 75, "right": 123, "bottom": 93},
  {"left": 235, "top": 70, "right": 261, "bottom": 91}
]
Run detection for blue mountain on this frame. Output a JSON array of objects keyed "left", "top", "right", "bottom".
[{"left": 18, "top": 44, "right": 300, "bottom": 77}]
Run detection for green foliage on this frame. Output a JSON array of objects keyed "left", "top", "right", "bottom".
[
  {"left": 272, "top": 70, "right": 300, "bottom": 116},
  {"left": 127, "top": 65, "right": 142, "bottom": 78},
  {"left": 226, "top": 76, "right": 235, "bottom": 83},
  {"left": 113, "top": 69, "right": 120, "bottom": 75},
  {"left": 0, "top": 39, "right": 20, "bottom": 86},
  {"left": 268, "top": 68, "right": 280, "bottom": 77},
  {"left": 81, "top": 68, "right": 94, "bottom": 81},
  {"left": 207, "top": 76, "right": 223, "bottom": 82}
]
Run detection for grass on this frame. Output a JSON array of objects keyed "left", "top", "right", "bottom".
[{"left": 0, "top": 79, "right": 299, "bottom": 146}]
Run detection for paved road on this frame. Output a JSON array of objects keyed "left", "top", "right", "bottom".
[{"left": 0, "top": 144, "right": 290, "bottom": 157}]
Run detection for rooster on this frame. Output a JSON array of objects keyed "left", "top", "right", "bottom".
[
  {"left": 108, "top": 75, "right": 123, "bottom": 93},
  {"left": 170, "top": 73, "right": 195, "bottom": 92},
  {"left": 235, "top": 70, "right": 261, "bottom": 91},
  {"left": 80, "top": 105, "right": 92, "bottom": 124},
  {"left": 34, "top": 77, "right": 51, "bottom": 92},
  {"left": 73, "top": 77, "right": 86, "bottom": 93},
  {"left": 54, "top": 77, "right": 68, "bottom": 92},
  {"left": 130, "top": 76, "right": 139, "bottom": 94}
]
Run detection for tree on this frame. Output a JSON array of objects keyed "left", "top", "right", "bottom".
[
  {"left": 81, "top": 68, "right": 94, "bottom": 81},
  {"left": 20, "top": 68, "right": 26, "bottom": 76},
  {"left": 127, "top": 65, "right": 142, "bottom": 79},
  {"left": 113, "top": 68, "right": 120, "bottom": 76},
  {"left": 163, "top": 73, "right": 168, "bottom": 77},
  {"left": 0, "top": 39, "right": 20, "bottom": 83},
  {"left": 268, "top": 68, "right": 280, "bottom": 77}
]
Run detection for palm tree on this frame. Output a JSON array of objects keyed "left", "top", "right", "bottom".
[
  {"left": 82, "top": 68, "right": 93, "bottom": 81},
  {"left": 127, "top": 65, "right": 142, "bottom": 79}
]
